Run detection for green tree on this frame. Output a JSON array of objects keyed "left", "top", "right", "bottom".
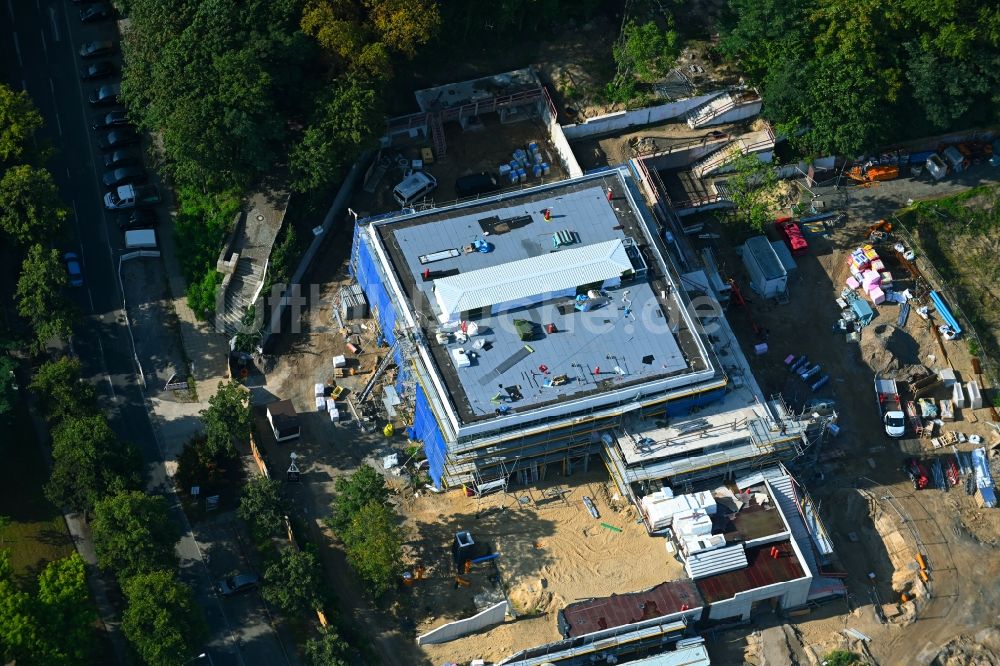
[
  {"left": 186, "top": 267, "right": 221, "bottom": 321},
  {"left": 175, "top": 435, "right": 237, "bottom": 499},
  {"left": 328, "top": 464, "right": 389, "bottom": 534},
  {"left": 821, "top": 650, "right": 861, "bottom": 666},
  {"left": 44, "top": 415, "right": 143, "bottom": 514},
  {"left": 725, "top": 152, "right": 778, "bottom": 232},
  {"left": 301, "top": 0, "right": 440, "bottom": 78},
  {"left": 16, "top": 244, "right": 75, "bottom": 347},
  {"left": 290, "top": 75, "right": 383, "bottom": 193},
  {"left": 613, "top": 20, "right": 680, "bottom": 83},
  {"left": 30, "top": 356, "right": 97, "bottom": 422},
  {"left": 261, "top": 547, "right": 323, "bottom": 615},
  {"left": 238, "top": 475, "right": 285, "bottom": 541},
  {"left": 92, "top": 491, "right": 179, "bottom": 579},
  {"left": 35, "top": 553, "right": 97, "bottom": 663},
  {"left": 0, "top": 166, "right": 67, "bottom": 246},
  {"left": 303, "top": 625, "right": 351, "bottom": 666},
  {"left": 0, "top": 571, "right": 42, "bottom": 664},
  {"left": 121, "top": 570, "right": 208, "bottom": 666},
  {"left": 200, "top": 380, "right": 250, "bottom": 456},
  {"left": 0, "top": 84, "right": 44, "bottom": 166},
  {"left": 120, "top": 0, "right": 311, "bottom": 191},
  {"left": 342, "top": 501, "right": 402, "bottom": 597}
]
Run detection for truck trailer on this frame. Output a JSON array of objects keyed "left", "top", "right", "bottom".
[{"left": 875, "top": 375, "right": 906, "bottom": 438}]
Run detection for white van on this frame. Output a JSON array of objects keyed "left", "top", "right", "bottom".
[
  {"left": 124, "top": 229, "right": 157, "bottom": 249},
  {"left": 393, "top": 172, "right": 437, "bottom": 207}
]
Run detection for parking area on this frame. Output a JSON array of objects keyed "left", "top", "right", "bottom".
[{"left": 120, "top": 256, "right": 186, "bottom": 395}]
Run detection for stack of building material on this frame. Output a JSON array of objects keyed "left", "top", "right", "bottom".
[
  {"left": 971, "top": 447, "right": 996, "bottom": 508},
  {"left": 682, "top": 533, "right": 727, "bottom": 556},
  {"left": 673, "top": 511, "right": 713, "bottom": 537},
  {"left": 641, "top": 489, "right": 716, "bottom": 532},
  {"left": 953, "top": 381, "right": 966, "bottom": 407},
  {"left": 684, "top": 543, "right": 748, "bottom": 580},
  {"left": 967, "top": 380, "right": 983, "bottom": 409}
]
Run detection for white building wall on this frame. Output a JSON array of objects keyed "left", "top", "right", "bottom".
[
  {"left": 706, "top": 576, "right": 811, "bottom": 621},
  {"left": 561, "top": 93, "right": 723, "bottom": 140}
]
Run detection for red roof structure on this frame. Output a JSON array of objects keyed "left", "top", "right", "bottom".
[
  {"left": 559, "top": 579, "right": 703, "bottom": 638},
  {"left": 696, "top": 541, "right": 805, "bottom": 603}
]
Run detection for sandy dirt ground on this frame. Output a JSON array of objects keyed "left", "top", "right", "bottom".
[
  {"left": 693, "top": 184, "right": 1000, "bottom": 665},
  {"left": 405, "top": 472, "right": 683, "bottom": 664}
]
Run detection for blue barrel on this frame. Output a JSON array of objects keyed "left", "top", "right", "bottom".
[
  {"left": 517, "top": 168, "right": 526, "bottom": 182},
  {"left": 534, "top": 152, "right": 543, "bottom": 164},
  {"left": 532, "top": 164, "right": 542, "bottom": 178},
  {"left": 541, "top": 162, "right": 550, "bottom": 175},
  {"left": 508, "top": 171, "right": 519, "bottom": 184}
]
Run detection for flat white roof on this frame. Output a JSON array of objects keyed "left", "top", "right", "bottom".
[{"left": 432, "top": 239, "right": 632, "bottom": 320}]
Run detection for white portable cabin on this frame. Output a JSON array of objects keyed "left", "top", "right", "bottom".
[
  {"left": 266, "top": 399, "right": 301, "bottom": 442},
  {"left": 740, "top": 235, "right": 787, "bottom": 299}
]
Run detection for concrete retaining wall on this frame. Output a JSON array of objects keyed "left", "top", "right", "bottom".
[
  {"left": 562, "top": 93, "right": 722, "bottom": 140},
  {"left": 416, "top": 601, "right": 508, "bottom": 645},
  {"left": 706, "top": 576, "right": 810, "bottom": 621},
  {"left": 542, "top": 103, "right": 583, "bottom": 178},
  {"left": 261, "top": 153, "right": 370, "bottom": 349}
]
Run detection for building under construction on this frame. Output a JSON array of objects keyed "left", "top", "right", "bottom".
[{"left": 349, "top": 166, "right": 830, "bottom": 492}]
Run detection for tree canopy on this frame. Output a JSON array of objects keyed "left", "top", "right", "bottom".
[
  {"left": 262, "top": 547, "right": 323, "bottom": 615},
  {"left": 238, "top": 475, "right": 285, "bottom": 540},
  {"left": 29, "top": 356, "right": 97, "bottom": 423},
  {"left": 92, "top": 491, "right": 180, "bottom": 579},
  {"left": 341, "top": 501, "right": 402, "bottom": 597},
  {"left": 199, "top": 380, "right": 251, "bottom": 456},
  {"left": 45, "top": 415, "right": 143, "bottom": 514},
  {"left": 0, "top": 166, "right": 67, "bottom": 247},
  {"left": 121, "top": 570, "right": 208, "bottom": 666},
  {"left": 120, "top": 0, "right": 313, "bottom": 190},
  {"left": 0, "top": 551, "right": 96, "bottom": 665},
  {"left": 721, "top": 0, "right": 1000, "bottom": 155},
  {"left": 303, "top": 625, "right": 352, "bottom": 666},
  {"left": 16, "top": 245, "right": 75, "bottom": 348},
  {"left": 329, "top": 464, "right": 389, "bottom": 534},
  {"left": 0, "top": 84, "right": 45, "bottom": 167}
]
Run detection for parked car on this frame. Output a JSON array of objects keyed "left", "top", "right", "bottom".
[
  {"left": 102, "top": 166, "right": 146, "bottom": 188},
  {"left": 97, "top": 129, "right": 139, "bottom": 151},
  {"left": 118, "top": 209, "right": 159, "bottom": 230},
  {"left": 392, "top": 172, "right": 437, "bottom": 206},
  {"left": 63, "top": 252, "right": 83, "bottom": 287},
  {"left": 79, "top": 40, "right": 115, "bottom": 59},
  {"left": 104, "top": 150, "right": 137, "bottom": 169},
  {"left": 214, "top": 573, "right": 259, "bottom": 597},
  {"left": 91, "top": 110, "right": 129, "bottom": 131},
  {"left": 79, "top": 60, "right": 115, "bottom": 81},
  {"left": 104, "top": 184, "right": 160, "bottom": 210},
  {"left": 80, "top": 3, "right": 114, "bottom": 22},
  {"left": 455, "top": 171, "right": 500, "bottom": 197},
  {"left": 88, "top": 83, "right": 120, "bottom": 106}
]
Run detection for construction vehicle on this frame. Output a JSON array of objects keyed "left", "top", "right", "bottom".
[
  {"left": 905, "top": 457, "right": 930, "bottom": 490},
  {"left": 847, "top": 163, "right": 899, "bottom": 183},
  {"left": 867, "top": 219, "right": 892, "bottom": 241},
  {"left": 875, "top": 375, "right": 906, "bottom": 438}
]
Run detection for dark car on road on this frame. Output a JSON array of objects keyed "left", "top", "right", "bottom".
[
  {"left": 215, "top": 572, "right": 259, "bottom": 597},
  {"left": 102, "top": 166, "right": 146, "bottom": 188},
  {"left": 79, "top": 40, "right": 115, "bottom": 58},
  {"left": 88, "top": 83, "right": 120, "bottom": 106},
  {"left": 79, "top": 60, "right": 114, "bottom": 81},
  {"left": 104, "top": 150, "right": 138, "bottom": 169},
  {"left": 456, "top": 171, "right": 500, "bottom": 197},
  {"left": 80, "top": 3, "right": 114, "bottom": 22},
  {"left": 118, "top": 209, "right": 158, "bottom": 231},
  {"left": 92, "top": 110, "right": 129, "bottom": 130},
  {"left": 97, "top": 129, "right": 139, "bottom": 151},
  {"left": 63, "top": 252, "right": 83, "bottom": 287}
]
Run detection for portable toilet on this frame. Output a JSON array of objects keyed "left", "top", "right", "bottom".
[{"left": 740, "top": 235, "right": 788, "bottom": 299}]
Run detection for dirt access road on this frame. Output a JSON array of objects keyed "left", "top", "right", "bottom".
[{"left": 701, "top": 165, "right": 1000, "bottom": 664}]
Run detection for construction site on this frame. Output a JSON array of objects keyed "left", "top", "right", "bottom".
[{"left": 256, "top": 68, "right": 1000, "bottom": 666}]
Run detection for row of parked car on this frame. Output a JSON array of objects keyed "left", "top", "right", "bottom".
[{"left": 78, "top": 27, "right": 161, "bottom": 229}]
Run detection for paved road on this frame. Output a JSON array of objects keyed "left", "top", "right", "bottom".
[{"left": 1, "top": 3, "right": 289, "bottom": 664}]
